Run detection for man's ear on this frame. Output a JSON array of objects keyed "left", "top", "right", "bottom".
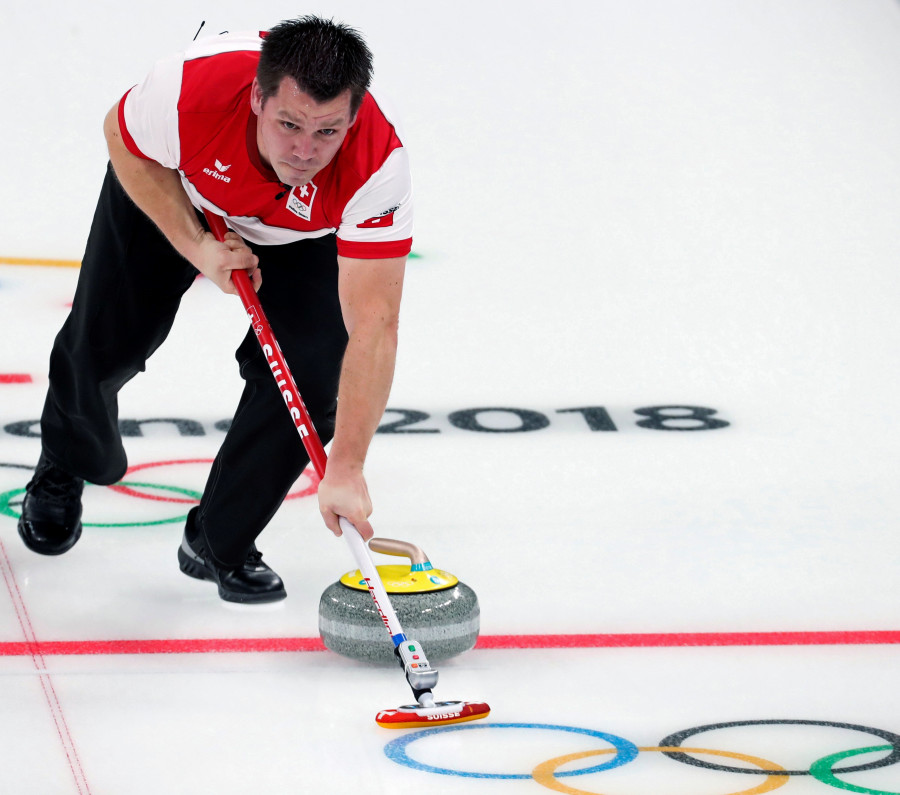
[{"left": 250, "top": 77, "right": 264, "bottom": 116}]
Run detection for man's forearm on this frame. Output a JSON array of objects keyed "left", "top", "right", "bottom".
[
  {"left": 327, "top": 321, "right": 398, "bottom": 473},
  {"left": 102, "top": 101, "right": 260, "bottom": 294},
  {"left": 316, "top": 253, "right": 406, "bottom": 537},
  {"left": 103, "top": 102, "right": 206, "bottom": 266}
]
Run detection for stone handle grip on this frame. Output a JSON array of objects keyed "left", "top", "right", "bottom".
[{"left": 368, "top": 538, "right": 431, "bottom": 568}]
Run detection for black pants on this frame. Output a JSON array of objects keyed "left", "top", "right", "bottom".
[{"left": 40, "top": 163, "right": 348, "bottom": 567}]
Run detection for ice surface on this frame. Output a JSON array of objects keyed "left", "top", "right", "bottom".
[{"left": 1, "top": 0, "right": 899, "bottom": 792}]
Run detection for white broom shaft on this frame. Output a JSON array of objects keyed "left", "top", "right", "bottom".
[{"left": 340, "top": 517, "right": 405, "bottom": 643}]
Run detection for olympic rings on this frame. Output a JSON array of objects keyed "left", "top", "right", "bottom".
[
  {"left": 0, "top": 484, "right": 200, "bottom": 527},
  {"left": 109, "top": 482, "right": 198, "bottom": 504},
  {"left": 90, "top": 482, "right": 200, "bottom": 526},
  {"left": 532, "top": 746, "right": 788, "bottom": 795},
  {"left": 110, "top": 459, "right": 320, "bottom": 503},
  {"left": 383, "top": 720, "right": 900, "bottom": 793},
  {"left": 810, "top": 746, "right": 900, "bottom": 795},
  {"left": 107, "top": 459, "right": 212, "bottom": 504},
  {"left": 659, "top": 720, "right": 900, "bottom": 776},
  {"left": 0, "top": 457, "right": 321, "bottom": 529},
  {"left": 383, "top": 723, "right": 639, "bottom": 779},
  {"left": 0, "top": 487, "right": 23, "bottom": 521}
]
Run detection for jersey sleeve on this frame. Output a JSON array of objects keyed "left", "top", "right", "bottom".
[
  {"left": 117, "top": 50, "right": 185, "bottom": 168},
  {"left": 336, "top": 147, "right": 413, "bottom": 259}
]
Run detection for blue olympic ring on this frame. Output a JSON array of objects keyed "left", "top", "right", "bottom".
[{"left": 383, "top": 722, "right": 638, "bottom": 780}]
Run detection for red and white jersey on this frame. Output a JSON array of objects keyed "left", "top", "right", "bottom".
[{"left": 118, "top": 31, "right": 412, "bottom": 259}]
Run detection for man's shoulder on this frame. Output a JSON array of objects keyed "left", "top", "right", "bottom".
[
  {"left": 179, "top": 33, "right": 262, "bottom": 114},
  {"left": 337, "top": 91, "right": 407, "bottom": 182}
]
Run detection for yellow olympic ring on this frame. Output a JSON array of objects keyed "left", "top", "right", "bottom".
[{"left": 532, "top": 746, "right": 788, "bottom": 795}]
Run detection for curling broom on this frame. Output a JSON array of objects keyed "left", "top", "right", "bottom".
[{"left": 203, "top": 209, "right": 490, "bottom": 729}]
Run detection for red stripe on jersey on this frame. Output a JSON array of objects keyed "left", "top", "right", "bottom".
[{"left": 337, "top": 237, "right": 412, "bottom": 259}]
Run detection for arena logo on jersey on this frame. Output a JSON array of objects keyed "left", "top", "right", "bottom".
[
  {"left": 202, "top": 159, "right": 232, "bottom": 183},
  {"left": 286, "top": 182, "right": 318, "bottom": 221},
  {"left": 357, "top": 204, "right": 400, "bottom": 228}
]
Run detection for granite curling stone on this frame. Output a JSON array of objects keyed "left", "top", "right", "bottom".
[{"left": 318, "top": 538, "right": 480, "bottom": 664}]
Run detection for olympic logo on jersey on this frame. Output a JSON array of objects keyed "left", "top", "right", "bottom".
[{"left": 384, "top": 720, "right": 900, "bottom": 794}]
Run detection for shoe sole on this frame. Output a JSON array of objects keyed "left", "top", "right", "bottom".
[
  {"left": 177, "top": 545, "right": 286, "bottom": 604},
  {"left": 177, "top": 545, "right": 213, "bottom": 581}
]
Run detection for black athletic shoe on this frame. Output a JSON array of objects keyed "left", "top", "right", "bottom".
[
  {"left": 18, "top": 454, "right": 85, "bottom": 556},
  {"left": 177, "top": 530, "right": 286, "bottom": 604}
]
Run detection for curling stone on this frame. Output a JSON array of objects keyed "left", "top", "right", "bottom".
[{"left": 318, "top": 538, "right": 479, "bottom": 665}]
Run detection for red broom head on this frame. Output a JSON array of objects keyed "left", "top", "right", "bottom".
[{"left": 375, "top": 700, "right": 491, "bottom": 729}]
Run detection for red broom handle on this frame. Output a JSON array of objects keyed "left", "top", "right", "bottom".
[
  {"left": 203, "top": 209, "right": 329, "bottom": 478},
  {"left": 203, "top": 211, "right": 406, "bottom": 639}
]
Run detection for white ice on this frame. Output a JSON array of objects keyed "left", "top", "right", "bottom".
[{"left": 1, "top": 1, "right": 900, "bottom": 793}]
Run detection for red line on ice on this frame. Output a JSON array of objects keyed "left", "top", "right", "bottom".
[
  {"left": 473, "top": 631, "right": 900, "bottom": 648},
  {"left": 0, "top": 631, "right": 897, "bottom": 657},
  {"left": 0, "top": 539, "right": 92, "bottom": 793}
]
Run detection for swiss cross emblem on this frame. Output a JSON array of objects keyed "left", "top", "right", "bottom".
[{"left": 286, "top": 182, "right": 317, "bottom": 220}]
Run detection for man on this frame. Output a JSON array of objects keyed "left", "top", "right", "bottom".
[{"left": 17, "top": 17, "right": 412, "bottom": 604}]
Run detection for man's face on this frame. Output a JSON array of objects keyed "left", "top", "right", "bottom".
[{"left": 251, "top": 76, "right": 355, "bottom": 187}]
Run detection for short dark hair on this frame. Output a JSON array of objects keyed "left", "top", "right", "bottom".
[{"left": 257, "top": 16, "right": 373, "bottom": 117}]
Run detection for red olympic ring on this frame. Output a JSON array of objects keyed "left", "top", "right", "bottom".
[{"left": 107, "top": 458, "right": 320, "bottom": 503}]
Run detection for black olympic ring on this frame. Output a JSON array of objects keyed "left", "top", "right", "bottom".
[{"left": 659, "top": 719, "right": 900, "bottom": 776}]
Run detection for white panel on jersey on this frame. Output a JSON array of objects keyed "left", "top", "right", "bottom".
[
  {"left": 338, "top": 147, "right": 414, "bottom": 245},
  {"left": 121, "top": 53, "right": 184, "bottom": 169},
  {"left": 181, "top": 174, "right": 336, "bottom": 245},
  {"left": 184, "top": 31, "right": 263, "bottom": 62}
]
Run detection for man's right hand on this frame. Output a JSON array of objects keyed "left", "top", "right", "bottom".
[
  {"left": 104, "top": 100, "right": 262, "bottom": 296},
  {"left": 195, "top": 229, "right": 262, "bottom": 294}
]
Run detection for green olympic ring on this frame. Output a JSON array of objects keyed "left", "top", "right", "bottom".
[
  {"left": 0, "top": 482, "right": 201, "bottom": 527},
  {"left": 810, "top": 746, "right": 900, "bottom": 795}
]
